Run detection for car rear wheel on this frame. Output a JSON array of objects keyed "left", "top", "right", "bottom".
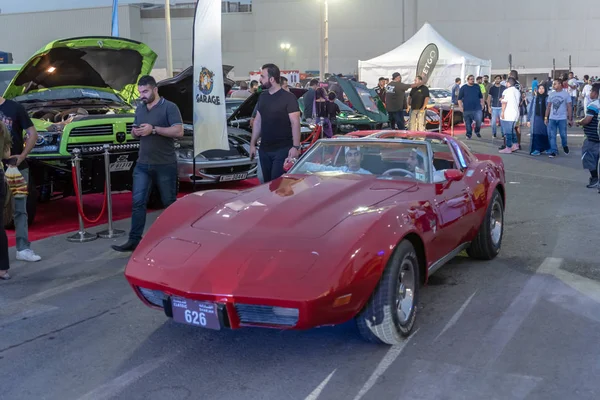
[
  {"left": 467, "top": 188, "right": 503, "bottom": 260},
  {"left": 355, "top": 240, "right": 420, "bottom": 345}
]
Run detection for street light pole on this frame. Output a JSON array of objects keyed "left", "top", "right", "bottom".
[
  {"left": 324, "top": 0, "right": 329, "bottom": 77},
  {"left": 280, "top": 43, "right": 291, "bottom": 70},
  {"left": 165, "top": 0, "right": 173, "bottom": 77}
]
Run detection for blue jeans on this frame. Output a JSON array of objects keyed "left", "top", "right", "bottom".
[
  {"left": 463, "top": 110, "right": 482, "bottom": 137},
  {"left": 14, "top": 168, "right": 30, "bottom": 252},
  {"left": 500, "top": 120, "right": 517, "bottom": 147},
  {"left": 547, "top": 119, "right": 568, "bottom": 154},
  {"left": 390, "top": 111, "right": 406, "bottom": 130},
  {"left": 259, "top": 146, "right": 290, "bottom": 183},
  {"left": 491, "top": 107, "right": 503, "bottom": 136},
  {"left": 129, "top": 162, "right": 178, "bottom": 243}
]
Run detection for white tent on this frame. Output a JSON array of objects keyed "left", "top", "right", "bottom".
[{"left": 358, "top": 22, "right": 492, "bottom": 89}]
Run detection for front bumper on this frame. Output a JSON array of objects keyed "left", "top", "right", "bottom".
[{"left": 177, "top": 156, "right": 258, "bottom": 184}]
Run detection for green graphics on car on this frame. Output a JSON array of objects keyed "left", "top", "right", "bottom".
[{"left": 1, "top": 36, "right": 157, "bottom": 228}]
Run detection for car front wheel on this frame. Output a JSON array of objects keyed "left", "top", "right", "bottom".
[{"left": 355, "top": 239, "right": 420, "bottom": 345}]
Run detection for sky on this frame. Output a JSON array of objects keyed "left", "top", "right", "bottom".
[{"left": 0, "top": 0, "right": 251, "bottom": 14}]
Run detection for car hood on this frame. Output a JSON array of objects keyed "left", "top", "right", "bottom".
[
  {"left": 3, "top": 36, "right": 157, "bottom": 104},
  {"left": 191, "top": 174, "right": 415, "bottom": 239},
  {"left": 157, "top": 65, "right": 235, "bottom": 123},
  {"left": 332, "top": 76, "right": 388, "bottom": 124}
]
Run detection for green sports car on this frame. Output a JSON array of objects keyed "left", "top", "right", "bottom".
[{"left": 2, "top": 36, "right": 157, "bottom": 226}]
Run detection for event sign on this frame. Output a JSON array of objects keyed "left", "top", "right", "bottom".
[
  {"left": 193, "top": 0, "right": 229, "bottom": 156},
  {"left": 416, "top": 43, "right": 439, "bottom": 85}
]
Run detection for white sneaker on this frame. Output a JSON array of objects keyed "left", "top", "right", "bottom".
[{"left": 16, "top": 249, "right": 42, "bottom": 262}]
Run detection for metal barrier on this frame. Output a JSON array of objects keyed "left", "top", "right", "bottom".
[
  {"left": 97, "top": 144, "right": 125, "bottom": 239},
  {"left": 67, "top": 148, "right": 98, "bottom": 243}
]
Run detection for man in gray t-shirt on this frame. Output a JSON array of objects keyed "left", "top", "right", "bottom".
[
  {"left": 112, "top": 75, "right": 184, "bottom": 252},
  {"left": 545, "top": 78, "right": 573, "bottom": 158}
]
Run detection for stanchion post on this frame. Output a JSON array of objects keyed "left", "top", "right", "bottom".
[
  {"left": 98, "top": 144, "right": 125, "bottom": 239},
  {"left": 67, "top": 148, "right": 98, "bottom": 242},
  {"left": 438, "top": 111, "right": 443, "bottom": 134},
  {"left": 450, "top": 104, "right": 455, "bottom": 136}
]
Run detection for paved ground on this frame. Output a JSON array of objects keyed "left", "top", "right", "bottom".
[{"left": 2, "top": 126, "right": 600, "bottom": 400}]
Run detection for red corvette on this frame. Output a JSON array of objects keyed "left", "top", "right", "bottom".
[{"left": 124, "top": 132, "right": 506, "bottom": 345}]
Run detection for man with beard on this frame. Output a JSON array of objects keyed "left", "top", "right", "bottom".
[
  {"left": 250, "top": 63, "right": 301, "bottom": 182},
  {"left": 112, "top": 75, "right": 184, "bottom": 252},
  {"left": 374, "top": 77, "right": 387, "bottom": 105}
]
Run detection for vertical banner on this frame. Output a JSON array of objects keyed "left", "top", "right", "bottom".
[
  {"left": 111, "top": 0, "right": 119, "bottom": 37},
  {"left": 193, "top": 0, "right": 229, "bottom": 156},
  {"left": 416, "top": 43, "right": 439, "bottom": 85}
]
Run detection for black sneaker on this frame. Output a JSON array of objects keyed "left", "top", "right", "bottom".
[
  {"left": 475, "top": 132, "right": 482, "bottom": 138},
  {"left": 498, "top": 145, "right": 506, "bottom": 150},
  {"left": 111, "top": 240, "right": 139, "bottom": 252},
  {"left": 563, "top": 146, "right": 569, "bottom": 154},
  {"left": 549, "top": 152, "right": 557, "bottom": 158},
  {"left": 587, "top": 178, "right": 599, "bottom": 188}
]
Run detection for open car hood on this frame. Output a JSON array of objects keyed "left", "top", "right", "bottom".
[
  {"left": 157, "top": 65, "right": 235, "bottom": 124},
  {"left": 4, "top": 36, "right": 157, "bottom": 104},
  {"left": 332, "top": 76, "right": 388, "bottom": 124}
]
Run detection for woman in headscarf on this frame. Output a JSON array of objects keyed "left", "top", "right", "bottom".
[{"left": 527, "top": 83, "right": 551, "bottom": 155}]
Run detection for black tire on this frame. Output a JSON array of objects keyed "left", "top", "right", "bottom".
[
  {"left": 147, "top": 178, "right": 180, "bottom": 210},
  {"left": 467, "top": 188, "right": 504, "bottom": 260},
  {"left": 4, "top": 174, "right": 37, "bottom": 229},
  {"left": 355, "top": 240, "right": 420, "bottom": 345}
]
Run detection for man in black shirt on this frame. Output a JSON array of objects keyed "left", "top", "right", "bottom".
[
  {"left": 0, "top": 95, "right": 41, "bottom": 262},
  {"left": 385, "top": 72, "right": 417, "bottom": 130},
  {"left": 250, "top": 63, "right": 301, "bottom": 182},
  {"left": 407, "top": 76, "right": 430, "bottom": 131},
  {"left": 487, "top": 75, "right": 506, "bottom": 138},
  {"left": 374, "top": 77, "right": 387, "bottom": 104}
]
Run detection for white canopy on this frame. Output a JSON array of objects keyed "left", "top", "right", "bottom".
[{"left": 359, "top": 22, "right": 492, "bottom": 89}]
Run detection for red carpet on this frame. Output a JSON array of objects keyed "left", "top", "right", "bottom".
[{"left": 6, "top": 178, "right": 260, "bottom": 247}]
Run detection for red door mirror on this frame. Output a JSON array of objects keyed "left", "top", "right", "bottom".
[{"left": 444, "top": 169, "right": 463, "bottom": 182}]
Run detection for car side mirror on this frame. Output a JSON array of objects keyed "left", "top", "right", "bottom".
[{"left": 444, "top": 169, "right": 463, "bottom": 182}]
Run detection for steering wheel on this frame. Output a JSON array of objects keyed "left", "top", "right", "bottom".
[{"left": 382, "top": 168, "right": 415, "bottom": 178}]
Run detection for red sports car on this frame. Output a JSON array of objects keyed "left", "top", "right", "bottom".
[{"left": 124, "top": 132, "right": 506, "bottom": 345}]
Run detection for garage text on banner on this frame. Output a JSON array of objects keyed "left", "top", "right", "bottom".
[{"left": 193, "top": 0, "right": 229, "bottom": 156}]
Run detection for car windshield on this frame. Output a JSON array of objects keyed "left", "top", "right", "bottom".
[
  {"left": 13, "top": 88, "right": 130, "bottom": 106},
  {"left": 226, "top": 99, "right": 244, "bottom": 116},
  {"left": 0, "top": 69, "right": 18, "bottom": 95},
  {"left": 290, "top": 140, "right": 431, "bottom": 183},
  {"left": 430, "top": 89, "right": 451, "bottom": 98}
]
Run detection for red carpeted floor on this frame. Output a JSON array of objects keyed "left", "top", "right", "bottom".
[{"left": 6, "top": 178, "right": 260, "bottom": 247}]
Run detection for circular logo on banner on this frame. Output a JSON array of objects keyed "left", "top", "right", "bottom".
[{"left": 198, "top": 67, "right": 215, "bottom": 95}]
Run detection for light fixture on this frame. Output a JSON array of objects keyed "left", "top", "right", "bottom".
[
  {"left": 47, "top": 66, "right": 56, "bottom": 73},
  {"left": 280, "top": 43, "right": 291, "bottom": 51}
]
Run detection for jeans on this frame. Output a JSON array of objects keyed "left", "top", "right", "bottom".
[
  {"left": 491, "top": 107, "right": 502, "bottom": 136},
  {"left": 409, "top": 110, "right": 426, "bottom": 131},
  {"left": 14, "top": 168, "right": 30, "bottom": 252},
  {"left": 390, "top": 110, "right": 406, "bottom": 130},
  {"left": 129, "top": 162, "right": 178, "bottom": 243},
  {"left": 259, "top": 146, "right": 290, "bottom": 183},
  {"left": 500, "top": 120, "right": 517, "bottom": 147},
  {"left": 547, "top": 119, "right": 568, "bottom": 154},
  {"left": 0, "top": 170, "right": 8, "bottom": 271},
  {"left": 463, "top": 110, "right": 483, "bottom": 137}
]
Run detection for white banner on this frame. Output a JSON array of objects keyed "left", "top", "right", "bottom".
[{"left": 193, "top": 0, "right": 228, "bottom": 156}]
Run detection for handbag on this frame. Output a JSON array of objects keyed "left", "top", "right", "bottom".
[{"left": 5, "top": 166, "right": 28, "bottom": 198}]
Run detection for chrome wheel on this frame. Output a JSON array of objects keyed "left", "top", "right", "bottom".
[
  {"left": 490, "top": 198, "right": 503, "bottom": 246},
  {"left": 396, "top": 258, "right": 415, "bottom": 324}
]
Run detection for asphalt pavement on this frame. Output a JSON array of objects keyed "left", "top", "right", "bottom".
[{"left": 1, "top": 125, "right": 600, "bottom": 400}]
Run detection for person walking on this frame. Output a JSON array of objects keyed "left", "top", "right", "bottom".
[
  {"left": 407, "top": 75, "right": 430, "bottom": 131},
  {"left": 250, "top": 63, "right": 301, "bottom": 182},
  {"left": 499, "top": 77, "right": 521, "bottom": 154},
  {"left": 575, "top": 83, "right": 600, "bottom": 188},
  {"left": 545, "top": 78, "right": 573, "bottom": 158},
  {"left": 458, "top": 75, "right": 484, "bottom": 138},
  {"left": 487, "top": 75, "right": 505, "bottom": 138},
  {"left": 112, "top": 75, "right": 184, "bottom": 252},
  {"left": 385, "top": 72, "right": 417, "bottom": 130},
  {"left": 527, "top": 84, "right": 551, "bottom": 156},
  {"left": 302, "top": 79, "right": 319, "bottom": 122},
  {"left": 0, "top": 122, "right": 12, "bottom": 280},
  {"left": 0, "top": 92, "right": 41, "bottom": 262}
]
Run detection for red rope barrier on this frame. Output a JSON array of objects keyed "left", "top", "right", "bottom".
[{"left": 71, "top": 165, "right": 108, "bottom": 224}]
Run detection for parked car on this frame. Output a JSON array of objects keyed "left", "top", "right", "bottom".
[
  {"left": 0, "top": 63, "right": 22, "bottom": 95},
  {"left": 124, "top": 131, "right": 506, "bottom": 345},
  {"left": 2, "top": 36, "right": 158, "bottom": 227},
  {"left": 155, "top": 66, "right": 257, "bottom": 191}
]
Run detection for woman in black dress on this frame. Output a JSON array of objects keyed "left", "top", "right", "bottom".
[{"left": 0, "top": 121, "right": 12, "bottom": 280}]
